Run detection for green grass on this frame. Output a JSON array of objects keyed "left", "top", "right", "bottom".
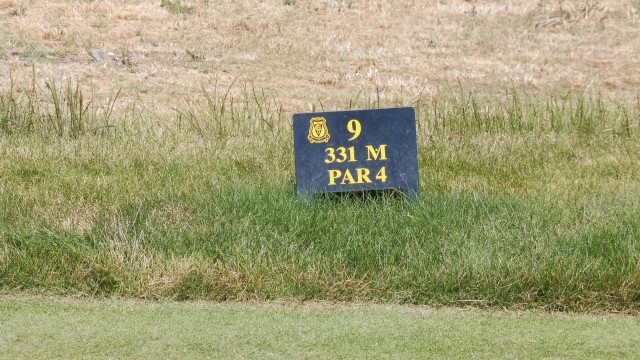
[
  {"left": 1, "top": 80, "right": 639, "bottom": 311},
  {"left": 1, "top": 296, "right": 640, "bottom": 359}
]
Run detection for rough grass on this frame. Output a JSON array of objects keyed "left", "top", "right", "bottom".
[{"left": 1, "top": 81, "right": 639, "bottom": 312}]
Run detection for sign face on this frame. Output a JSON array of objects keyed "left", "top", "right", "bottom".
[{"left": 293, "top": 107, "right": 419, "bottom": 199}]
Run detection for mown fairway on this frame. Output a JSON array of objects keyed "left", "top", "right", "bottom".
[{"left": 2, "top": 296, "right": 640, "bottom": 359}]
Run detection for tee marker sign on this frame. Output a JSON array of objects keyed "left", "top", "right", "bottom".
[{"left": 293, "top": 107, "right": 419, "bottom": 199}]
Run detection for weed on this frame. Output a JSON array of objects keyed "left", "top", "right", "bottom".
[
  {"left": 161, "top": 0, "right": 195, "bottom": 15},
  {"left": 9, "top": 4, "right": 27, "bottom": 17},
  {"left": 535, "top": 0, "right": 608, "bottom": 28},
  {"left": 186, "top": 49, "right": 204, "bottom": 62}
]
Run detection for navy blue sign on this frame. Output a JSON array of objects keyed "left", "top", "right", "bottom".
[{"left": 293, "top": 107, "right": 419, "bottom": 199}]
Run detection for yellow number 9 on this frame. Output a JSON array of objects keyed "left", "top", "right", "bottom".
[{"left": 347, "top": 119, "right": 361, "bottom": 141}]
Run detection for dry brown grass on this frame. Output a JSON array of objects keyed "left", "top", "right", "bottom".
[{"left": 1, "top": 0, "right": 639, "bottom": 117}]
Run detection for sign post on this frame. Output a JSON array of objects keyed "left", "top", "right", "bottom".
[{"left": 293, "top": 107, "right": 419, "bottom": 199}]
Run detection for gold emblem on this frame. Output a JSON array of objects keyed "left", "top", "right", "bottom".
[{"left": 308, "top": 117, "right": 330, "bottom": 143}]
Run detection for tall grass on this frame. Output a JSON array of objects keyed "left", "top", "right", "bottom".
[
  {"left": 1, "top": 79, "right": 639, "bottom": 312},
  {"left": 2, "top": 76, "right": 638, "bottom": 140},
  {"left": 175, "top": 82, "right": 288, "bottom": 140},
  {"left": 0, "top": 77, "right": 120, "bottom": 138},
  {"left": 414, "top": 87, "right": 639, "bottom": 138}
]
